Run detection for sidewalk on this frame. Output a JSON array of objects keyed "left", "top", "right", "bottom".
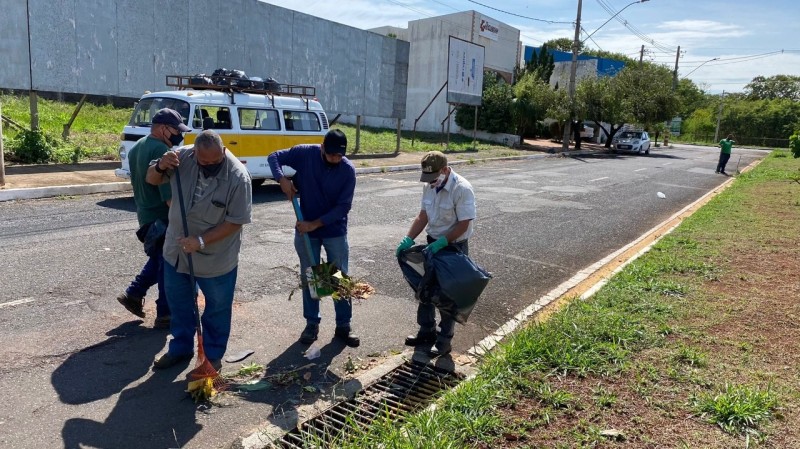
[{"left": 0, "top": 139, "right": 608, "bottom": 201}]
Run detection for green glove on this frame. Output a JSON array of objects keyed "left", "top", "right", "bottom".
[
  {"left": 427, "top": 236, "right": 448, "bottom": 254},
  {"left": 396, "top": 236, "right": 414, "bottom": 256}
]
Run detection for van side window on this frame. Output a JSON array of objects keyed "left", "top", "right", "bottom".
[
  {"left": 239, "top": 108, "right": 280, "bottom": 131},
  {"left": 283, "top": 111, "right": 321, "bottom": 132},
  {"left": 193, "top": 106, "right": 232, "bottom": 130}
]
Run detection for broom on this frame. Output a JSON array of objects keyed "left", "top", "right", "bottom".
[{"left": 174, "top": 166, "right": 226, "bottom": 399}]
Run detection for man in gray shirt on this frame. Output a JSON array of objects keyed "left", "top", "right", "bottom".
[{"left": 146, "top": 130, "right": 252, "bottom": 370}]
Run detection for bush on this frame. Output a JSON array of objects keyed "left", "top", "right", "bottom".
[
  {"left": 10, "top": 130, "right": 56, "bottom": 163},
  {"left": 790, "top": 132, "right": 800, "bottom": 158}
]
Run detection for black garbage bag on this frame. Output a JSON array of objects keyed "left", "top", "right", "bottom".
[{"left": 398, "top": 245, "right": 491, "bottom": 324}]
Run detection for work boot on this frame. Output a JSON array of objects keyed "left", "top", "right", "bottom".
[
  {"left": 299, "top": 323, "right": 319, "bottom": 344},
  {"left": 334, "top": 326, "right": 360, "bottom": 347},
  {"left": 428, "top": 339, "right": 452, "bottom": 358},
  {"left": 404, "top": 329, "right": 437, "bottom": 347},
  {"left": 116, "top": 292, "right": 145, "bottom": 318}
]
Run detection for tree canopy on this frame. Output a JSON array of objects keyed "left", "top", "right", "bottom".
[{"left": 745, "top": 75, "right": 800, "bottom": 101}]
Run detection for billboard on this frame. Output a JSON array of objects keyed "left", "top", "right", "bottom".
[{"left": 446, "top": 36, "right": 485, "bottom": 106}]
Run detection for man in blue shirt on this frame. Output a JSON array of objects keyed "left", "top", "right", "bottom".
[{"left": 267, "top": 129, "right": 359, "bottom": 347}]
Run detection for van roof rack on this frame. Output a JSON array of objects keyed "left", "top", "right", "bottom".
[{"left": 165, "top": 75, "right": 316, "bottom": 100}]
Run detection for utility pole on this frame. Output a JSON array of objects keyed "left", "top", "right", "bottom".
[
  {"left": 639, "top": 45, "right": 645, "bottom": 65},
  {"left": 562, "top": 0, "right": 583, "bottom": 152},
  {"left": 672, "top": 45, "right": 681, "bottom": 90},
  {"left": 714, "top": 90, "right": 726, "bottom": 142}
]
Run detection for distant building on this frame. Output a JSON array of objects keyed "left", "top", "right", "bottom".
[
  {"left": 522, "top": 46, "right": 625, "bottom": 89},
  {"left": 365, "top": 11, "right": 521, "bottom": 133}
]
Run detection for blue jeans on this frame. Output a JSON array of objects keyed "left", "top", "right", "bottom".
[
  {"left": 163, "top": 261, "right": 237, "bottom": 360},
  {"left": 417, "top": 238, "right": 469, "bottom": 342},
  {"left": 126, "top": 253, "right": 170, "bottom": 318},
  {"left": 294, "top": 233, "right": 352, "bottom": 327}
]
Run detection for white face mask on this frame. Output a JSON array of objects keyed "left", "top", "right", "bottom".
[{"left": 429, "top": 173, "right": 447, "bottom": 189}]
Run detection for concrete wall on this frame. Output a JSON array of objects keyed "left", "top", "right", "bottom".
[{"left": 0, "top": 0, "right": 408, "bottom": 119}]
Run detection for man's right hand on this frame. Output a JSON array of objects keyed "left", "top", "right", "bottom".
[
  {"left": 278, "top": 177, "right": 297, "bottom": 200},
  {"left": 396, "top": 236, "right": 414, "bottom": 256},
  {"left": 158, "top": 150, "right": 180, "bottom": 171}
]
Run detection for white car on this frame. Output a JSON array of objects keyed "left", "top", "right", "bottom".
[
  {"left": 580, "top": 124, "right": 594, "bottom": 141},
  {"left": 613, "top": 131, "right": 651, "bottom": 155}
]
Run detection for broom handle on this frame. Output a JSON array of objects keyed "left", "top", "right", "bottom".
[
  {"left": 291, "top": 196, "right": 317, "bottom": 263},
  {"left": 174, "top": 167, "right": 202, "bottom": 332}
]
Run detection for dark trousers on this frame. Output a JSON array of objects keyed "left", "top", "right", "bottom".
[
  {"left": 417, "top": 236, "right": 469, "bottom": 343},
  {"left": 716, "top": 152, "right": 731, "bottom": 173}
]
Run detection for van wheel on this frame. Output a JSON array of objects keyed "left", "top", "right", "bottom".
[{"left": 252, "top": 179, "right": 266, "bottom": 187}]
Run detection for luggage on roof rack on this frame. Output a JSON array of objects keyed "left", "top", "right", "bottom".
[{"left": 166, "top": 74, "right": 316, "bottom": 98}]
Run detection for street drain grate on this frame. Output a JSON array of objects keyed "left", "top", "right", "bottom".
[{"left": 275, "top": 360, "right": 461, "bottom": 448}]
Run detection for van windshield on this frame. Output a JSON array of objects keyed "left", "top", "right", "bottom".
[{"left": 129, "top": 98, "right": 191, "bottom": 127}]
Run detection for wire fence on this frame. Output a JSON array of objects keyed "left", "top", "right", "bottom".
[{"left": 675, "top": 134, "right": 789, "bottom": 149}]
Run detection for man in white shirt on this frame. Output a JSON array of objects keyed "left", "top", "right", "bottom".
[{"left": 395, "top": 151, "right": 476, "bottom": 357}]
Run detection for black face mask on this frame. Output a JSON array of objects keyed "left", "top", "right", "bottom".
[
  {"left": 200, "top": 161, "right": 224, "bottom": 178},
  {"left": 169, "top": 132, "right": 184, "bottom": 147},
  {"left": 322, "top": 151, "right": 343, "bottom": 168}
]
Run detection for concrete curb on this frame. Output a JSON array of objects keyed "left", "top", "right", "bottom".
[
  {"left": 0, "top": 182, "right": 132, "bottom": 202},
  {"left": 0, "top": 150, "right": 600, "bottom": 202}
]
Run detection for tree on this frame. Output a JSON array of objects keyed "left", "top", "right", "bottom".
[
  {"left": 614, "top": 63, "right": 679, "bottom": 132},
  {"left": 745, "top": 75, "right": 800, "bottom": 101},
  {"left": 454, "top": 71, "right": 514, "bottom": 134},
  {"left": 512, "top": 72, "right": 556, "bottom": 139},
  {"left": 544, "top": 37, "right": 579, "bottom": 53},
  {"left": 529, "top": 44, "right": 555, "bottom": 83},
  {"left": 575, "top": 63, "right": 679, "bottom": 147},
  {"left": 576, "top": 76, "right": 626, "bottom": 146},
  {"left": 675, "top": 78, "right": 711, "bottom": 119}
]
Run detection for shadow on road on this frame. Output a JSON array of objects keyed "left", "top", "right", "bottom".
[
  {"left": 96, "top": 196, "right": 136, "bottom": 212},
  {"left": 236, "top": 339, "right": 354, "bottom": 434},
  {"left": 55, "top": 321, "right": 202, "bottom": 449}
]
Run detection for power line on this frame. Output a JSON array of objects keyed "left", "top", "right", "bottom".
[
  {"left": 465, "top": 0, "right": 572, "bottom": 24},
  {"left": 595, "top": 0, "right": 676, "bottom": 53}
]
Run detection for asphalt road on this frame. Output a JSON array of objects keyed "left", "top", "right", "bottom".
[{"left": 0, "top": 144, "right": 765, "bottom": 449}]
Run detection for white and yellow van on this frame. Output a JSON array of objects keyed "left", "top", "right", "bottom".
[{"left": 115, "top": 76, "right": 329, "bottom": 185}]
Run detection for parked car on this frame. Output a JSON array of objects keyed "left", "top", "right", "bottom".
[
  {"left": 580, "top": 123, "right": 594, "bottom": 141},
  {"left": 612, "top": 131, "right": 650, "bottom": 155}
]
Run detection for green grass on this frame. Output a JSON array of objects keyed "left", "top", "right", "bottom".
[
  {"left": 2, "top": 94, "right": 129, "bottom": 163},
  {"left": 692, "top": 384, "right": 777, "bottom": 434},
  {"left": 335, "top": 122, "right": 507, "bottom": 155},
  {"left": 284, "top": 150, "right": 799, "bottom": 448},
  {"left": 2, "top": 94, "right": 512, "bottom": 163}
]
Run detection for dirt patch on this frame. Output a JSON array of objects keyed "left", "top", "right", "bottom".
[{"left": 489, "top": 172, "right": 800, "bottom": 447}]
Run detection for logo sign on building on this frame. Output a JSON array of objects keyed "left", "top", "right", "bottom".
[
  {"left": 447, "top": 36, "right": 485, "bottom": 106},
  {"left": 478, "top": 17, "right": 500, "bottom": 41}
]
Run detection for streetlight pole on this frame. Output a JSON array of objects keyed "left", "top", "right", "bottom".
[
  {"left": 682, "top": 57, "right": 719, "bottom": 79},
  {"left": 562, "top": 0, "right": 649, "bottom": 151}
]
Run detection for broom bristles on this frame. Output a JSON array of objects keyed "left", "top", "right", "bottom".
[{"left": 188, "top": 333, "right": 228, "bottom": 390}]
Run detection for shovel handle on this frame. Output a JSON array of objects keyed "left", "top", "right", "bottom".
[{"left": 291, "top": 197, "right": 318, "bottom": 263}]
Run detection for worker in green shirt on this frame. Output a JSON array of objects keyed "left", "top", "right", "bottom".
[{"left": 716, "top": 134, "right": 735, "bottom": 175}]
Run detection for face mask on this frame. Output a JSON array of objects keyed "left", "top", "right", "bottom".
[
  {"left": 200, "top": 161, "right": 223, "bottom": 178},
  {"left": 169, "top": 132, "right": 184, "bottom": 147},
  {"left": 429, "top": 173, "right": 446, "bottom": 189}
]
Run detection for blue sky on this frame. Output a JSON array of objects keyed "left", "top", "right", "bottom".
[{"left": 263, "top": 0, "right": 800, "bottom": 94}]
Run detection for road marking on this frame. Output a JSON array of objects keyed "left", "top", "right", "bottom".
[
  {"left": 0, "top": 297, "right": 35, "bottom": 309},
  {"left": 634, "top": 168, "right": 647, "bottom": 172},
  {"left": 588, "top": 176, "right": 609, "bottom": 182},
  {"left": 662, "top": 162, "right": 673, "bottom": 166}
]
